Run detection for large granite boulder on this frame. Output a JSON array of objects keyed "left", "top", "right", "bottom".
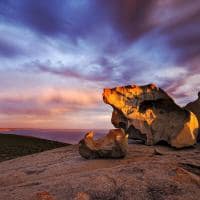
[
  {"left": 184, "top": 92, "right": 200, "bottom": 142},
  {"left": 103, "top": 84, "right": 199, "bottom": 148},
  {"left": 79, "top": 129, "right": 128, "bottom": 159}
]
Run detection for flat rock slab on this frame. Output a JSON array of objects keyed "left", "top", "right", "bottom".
[{"left": 0, "top": 144, "right": 200, "bottom": 200}]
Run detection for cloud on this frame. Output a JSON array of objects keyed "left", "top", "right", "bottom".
[
  {"left": 0, "top": 0, "right": 199, "bottom": 128},
  {"left": 0, "top": 37, "right": 24, "bottom": 58},
  {"left": 1, "top": 0, "right": 199, "bottom": 63},
  {"left": 0, "top": 88, "right": 101, "bottom": 116},
  {"left": 23, "top": 58, "right": 116, "bottom": 83},
  {"left": 0, "top": 86, "right": 111, "bottom": 129},
  {"left": 0, "top": 0, "right": 68, "bottom": 36},
  {"left": 0, "top": 0, "right": 110, "bottom": 40},
  {"left": 99, "top": 0, "right": 155, "bottom": 41},
  {"left": 159, "top": 1, "right": 200, "bottom": 63},
  {"left": 163, "top": 69, "right": 200, "bottom": 105}
]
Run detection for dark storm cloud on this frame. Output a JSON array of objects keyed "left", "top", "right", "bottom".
[
  {"left": 98, "top": 0, "right": 155, "bottom": 41},
  {"left": 0, "top": 0, "right": 70, "bottom": 36},
  {"left": 1, "top": 0, "right": 152, "bottom": 41},
  {"left": 19, "top": 1, "right": 70, "bottom": 36},
  {"left": 0, "top": 0, "right": 199, "bottom": 62},
  {"left": 161, "top": 1, "right": 200, "bottom": 63},
  {"left": 106, "top": 0, "right": 200, "bottom": 64},
  {"left": 0, "top": 0, "right": 109, "bottom": 41}
]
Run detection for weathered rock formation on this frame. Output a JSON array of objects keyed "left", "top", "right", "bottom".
[
  {"left": 103, "top": 84, "right": 199, "bottom": 148},
  {"left": 79, "top": 129, "right": 127, "bottom": 159},
  {"left": 184, "top": 92, "right": 200, "bottom": 142}
]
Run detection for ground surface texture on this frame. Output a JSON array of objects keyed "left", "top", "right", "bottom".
[{"left": 0, "top": 143, "right": 199, "bottom": 200}]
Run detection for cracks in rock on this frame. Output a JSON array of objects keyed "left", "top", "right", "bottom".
[{"left": 180, "top": 163, "right": 200, "bottom": 176}]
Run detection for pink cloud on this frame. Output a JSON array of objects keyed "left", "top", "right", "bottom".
[{"left": 0, "top": 88, "right": 101, "bottom": 116}]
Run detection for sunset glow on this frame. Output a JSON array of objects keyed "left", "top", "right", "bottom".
[{"left": 0, "top": 0, "right": 199, "bottom": 129}]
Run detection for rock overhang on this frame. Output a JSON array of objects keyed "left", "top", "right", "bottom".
[{"left": 102, "top": 83, "right": 199, "bottom": 148}]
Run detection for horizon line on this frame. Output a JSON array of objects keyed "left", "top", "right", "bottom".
[{"left": 0, "top": 127, "right": 109, "bottom": 131}]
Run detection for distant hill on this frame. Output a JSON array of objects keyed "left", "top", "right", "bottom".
[{"left": 0, "top": 133, "right": 69, "bottom": 162}]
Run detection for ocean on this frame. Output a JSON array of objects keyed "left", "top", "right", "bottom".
[{"left": 0, "top": 129, "right": 108, "bottom": 144}]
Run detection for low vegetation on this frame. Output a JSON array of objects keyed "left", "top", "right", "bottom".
[{"left": 0, "top": 134, "right": 69, "bottom": 162}]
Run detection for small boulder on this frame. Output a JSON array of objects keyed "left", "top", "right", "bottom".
[{"left": 79, "top": 129, "right": 128, "bottom": 159}]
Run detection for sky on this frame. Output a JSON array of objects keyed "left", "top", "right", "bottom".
[{"left": 0, "top": 0, "right": 199, "bottom": 129}]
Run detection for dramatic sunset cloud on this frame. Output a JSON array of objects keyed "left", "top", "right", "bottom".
[{"left": 0, "top": 0, "right": 199, "bottom": 128}]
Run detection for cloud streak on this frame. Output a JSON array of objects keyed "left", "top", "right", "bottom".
[
  {"left": 0, "top": 89, "right": 101, "bottom": 116},
  {"left": 0, "top": 0, "right": 199, "bottom": 128}
]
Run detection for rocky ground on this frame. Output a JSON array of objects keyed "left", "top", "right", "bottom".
[{"left": 0, "top": 143, "right": 199, "bottom": 200}]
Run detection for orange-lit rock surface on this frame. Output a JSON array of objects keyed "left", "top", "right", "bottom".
[
  {"left": 103, "top": 84, "right": 199, "bottom": 148},
  {"left": 0, "top": 144, "right": 199, "bottom": 200},
  {"left": 32, "top": 191, "right": 55, "bottom": 200},
  {"left": 79, "top": 129, "right": 128, "bottom": 159},
  {"left": 185, "top": 92, "right": 200, "bottom": 141}
]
